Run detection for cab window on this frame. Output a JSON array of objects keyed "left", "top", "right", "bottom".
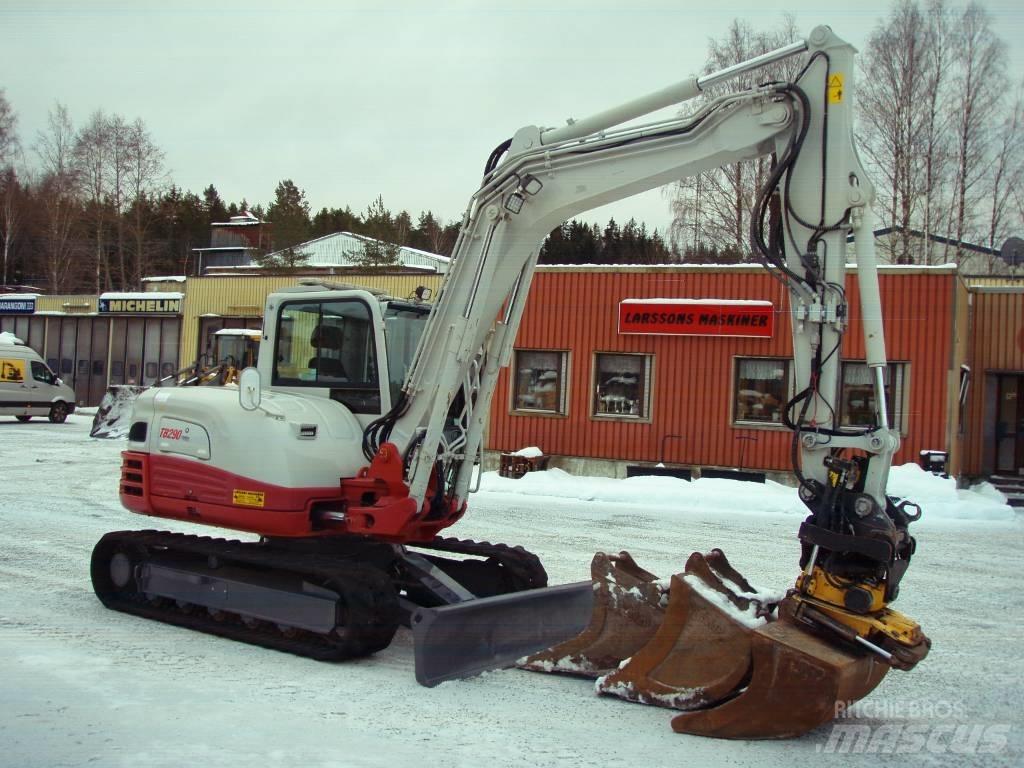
[
  {"left": 273, "top": 299, "right": 381, "bottom": 414},
  {"left": 31, "top": 361, "right": 53, "bottom": 384}
]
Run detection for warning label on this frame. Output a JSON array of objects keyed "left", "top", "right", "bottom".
[
  {"left": 828, "top": 73, "right": 844, "bottom": 103},
  {"left": 232, "top": 489, "right": 266, "bottom": 508}
]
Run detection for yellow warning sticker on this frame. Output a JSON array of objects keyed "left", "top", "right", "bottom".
[
  {"left": 828, "top": 73, "right": 844, "bottom": 103},
  {"left": 233, "top": 489, "right": 266, "bottom": 508}
]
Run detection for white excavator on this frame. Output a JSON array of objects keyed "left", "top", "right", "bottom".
[{"left": 91, "top": 26, "right": 930, "bottom": 738}]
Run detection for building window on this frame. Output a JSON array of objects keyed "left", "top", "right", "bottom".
[
  {"left": 513, "top": 350, "right": 568, "bottom": 414},
  {"left": 734, "top": 357, "right": 790, "bottom": 425},
  {"left": 840, "top": 362, "right": 907, "bottom": 431},
  {"left": 593, "top": 353, "right": 652, "bottom": 419}
]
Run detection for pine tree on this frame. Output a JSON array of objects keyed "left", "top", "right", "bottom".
[
  {"left": 349, "top": 195, "right": 401, "bottom": 267},
  {"left": 202, "top": 184, "right": 228, "bottom": 224},
  {"left": 256, "top": 179, "right": 311, "bottom": 271}
]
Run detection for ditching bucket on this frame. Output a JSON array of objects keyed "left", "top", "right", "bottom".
[
  {"left": 669, "top": 618, "right": 888, "bottom": 739},
  {"left": 519, "top": 552, "right": 665, "bottom": 676}
]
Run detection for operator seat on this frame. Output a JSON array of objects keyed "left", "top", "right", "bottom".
[{"left": 309, "top": 324, "right": 348, "bottom": 380}]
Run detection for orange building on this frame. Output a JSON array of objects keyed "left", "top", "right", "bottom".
[{"left": 487, "top": 264, "right": 1011, "bottom": 481}]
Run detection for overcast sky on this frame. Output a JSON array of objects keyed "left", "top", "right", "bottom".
[{"left": 2, "top": 0, "right": 1023, "bottom": 240}]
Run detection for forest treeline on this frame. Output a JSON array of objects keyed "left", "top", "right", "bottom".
[{"left": 1, "top": 0, "right": 1021, "bottom": 293}]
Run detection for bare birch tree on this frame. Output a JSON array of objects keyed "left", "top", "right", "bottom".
[
  {"left": 984, "top": 84, "right": 1023, "bottom": 264},
  {"left": 125, "top": 118, "right": 165, "bottom": 286},
  {"left": 35, "top": 103, "right": 81, "bottom": 291},
  {"left": 948, "top": 2, "right": 1007, "bottom": 259},
  {"left": 668, "top": 16, "right": 802, "bottom": 260},
  {"left": 858, "top": 0, "right": 937, "bottom": 263},
  {"left": 919, "top": 0, "right": 956, "bottom": 264},
  {"left": 74, "top": 110, "right": 114, "bottom": 293},
  {"left": 0, "top": 90, "right": 21, "bottom": 286},
  {"left": 108, "top": 114, "right": 130, "bottom": 286}
]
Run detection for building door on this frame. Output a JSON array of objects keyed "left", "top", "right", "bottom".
[{"left": 995, "top": 375, "right": 1024, "bottom": 475}]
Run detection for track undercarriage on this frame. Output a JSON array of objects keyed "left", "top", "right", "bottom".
[{"left": 91, "top": 531, "right": 593, "bottom": 684}]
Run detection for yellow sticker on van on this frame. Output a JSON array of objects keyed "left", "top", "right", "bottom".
[
  {"left": 233, "top": 489, "right": 266, "bottom": 508},
  {"left": 1, "top": 358, "right": 26, "bottom": 383}
]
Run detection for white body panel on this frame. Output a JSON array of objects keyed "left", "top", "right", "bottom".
[{"left": 128, "top": 385, "right": 367, "bottom": 489}]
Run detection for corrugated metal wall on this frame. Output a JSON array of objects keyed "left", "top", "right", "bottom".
[
  {"left": 179, "top": 274, "right": 443, "bottom": 364},
  {"left": 963, "top": 289, "right": 1024, "bottom": 475},
  {"left": 488, "top": 267, "right": 956, "bottom": 472},
  {"left": 34, "top": 295, "right": 97, "bottom": 313}
]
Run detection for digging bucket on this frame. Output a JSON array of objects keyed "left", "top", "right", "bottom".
[
  {"left": 595, "top": 569, "right": 755, "bottom": 710},
  {"left": 519, "top": 551, "right": 665, "bottom": 677}
]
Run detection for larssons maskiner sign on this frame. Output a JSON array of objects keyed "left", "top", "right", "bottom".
[{"left": 618, "top": 299, "right": 774, "bottom": 338}]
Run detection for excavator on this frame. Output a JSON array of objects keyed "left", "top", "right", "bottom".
[
  {"left": 91, "top": 26, "right": 930, "bottom": 738},
  {"left": 90, "top": 327, "right": 261, "bottom": 438}
]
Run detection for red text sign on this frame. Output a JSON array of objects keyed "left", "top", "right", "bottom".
[{"left": 618, "top": 299, "right": 774, "bottom": 338}]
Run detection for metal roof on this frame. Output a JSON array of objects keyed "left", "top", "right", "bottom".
[{"left": 265, "top": 231, "right": 450, "bottom": 273}]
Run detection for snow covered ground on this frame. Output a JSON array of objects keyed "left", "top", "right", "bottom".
[{"left": 1, "top": 414, "right": 1022, "bottom": 767}]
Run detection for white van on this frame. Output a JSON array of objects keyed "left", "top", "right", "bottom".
[{"left": 0, "top": 335, "right": 77, "bottom": 423}]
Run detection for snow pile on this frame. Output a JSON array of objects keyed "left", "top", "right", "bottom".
[
  {"left": 479, "top": 463, "right": 1017, "bottom": 524},
  {"left": 481, "top": 467, "right": 804, "bottom": 516},
  {"left": 89, "top": 385, "right": 145, "bottom": 439},
  {"left": 0, "top": 330, "right": 24, "bottom": 345},
  {"left": 887, "top": 463, "right": 1016, "bottom": 523},
  {"left": 510, "top": 446, "right": 544, "bottom": 458}
]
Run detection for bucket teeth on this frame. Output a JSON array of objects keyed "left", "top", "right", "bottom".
[
  {"left": 594, "top": 567, "right": 758, "bottom": 710},
  {"left": 518, "top": 551, "right": 665, "bottom": 676},
  {"left": 522, "top": 548, "right": 894, "bottom": 739}
]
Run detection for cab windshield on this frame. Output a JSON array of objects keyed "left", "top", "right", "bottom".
[
  {"left": 273, "top": 298, "right": 380, "bottom": 413},
  {"left": 384, "top": 304, "right": 430, "bottom": 406}
]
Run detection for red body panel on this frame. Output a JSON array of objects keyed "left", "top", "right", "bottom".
[{"left": 119, "top": 443, "right": 466, "bottom": 543}]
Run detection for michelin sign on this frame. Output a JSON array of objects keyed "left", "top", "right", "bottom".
[{"left": 98, "top": 293, "right": 182, "bottom": 314}]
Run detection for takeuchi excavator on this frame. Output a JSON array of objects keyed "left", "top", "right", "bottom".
[{"left": 91, "top": 26, "right": 930, "bottom": 739}]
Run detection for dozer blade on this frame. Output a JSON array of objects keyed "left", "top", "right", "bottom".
[
  {"left": 409, "top": 581, "right": 594, "bottom": 687},
  {"left": 519, "top": 551, "right": 665, "bottom": 677},
  {"left": 595, "top": 569, "right": 756, "bottom": 710},
  {"left": 670, "top": 618, "right": 888, "bottom": 739}
]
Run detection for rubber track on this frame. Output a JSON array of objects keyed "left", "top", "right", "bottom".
[
  {"left": 92, "top": 530, "right": 400, "bottom": 661},
  {"left": 416, "top": 536, "right": 549, "bottom": 591}
]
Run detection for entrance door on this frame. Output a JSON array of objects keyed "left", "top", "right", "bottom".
[{"left": 995, "top": 375, "right": 1024, "bottom": 474}]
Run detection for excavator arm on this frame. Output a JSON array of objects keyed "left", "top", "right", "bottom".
[{"left": 358, "top": 26, "right": 927, "bottom": 670}]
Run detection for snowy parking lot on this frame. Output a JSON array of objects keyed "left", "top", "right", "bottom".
[{"left": 1, "top": 414, "right": 1022, "bottom": 767}]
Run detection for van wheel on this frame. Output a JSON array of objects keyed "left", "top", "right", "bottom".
[
  {"left": 49, "top": 402, "right": 69, "bottom": 424},
  {"left": 15, "top": 415, "right": 31, "bottom": 423}
]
